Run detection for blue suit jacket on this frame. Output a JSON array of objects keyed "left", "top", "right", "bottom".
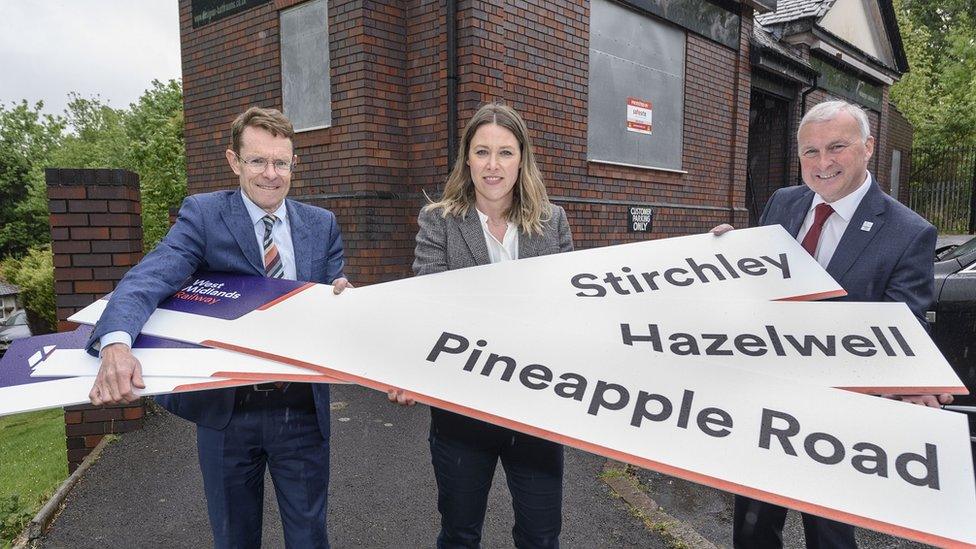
[
  {"left": 760, "top": 178, "right": 936, "bottom": 323},
  {"left": 86, "top": 190, "right": 345, "bottom": 432}
]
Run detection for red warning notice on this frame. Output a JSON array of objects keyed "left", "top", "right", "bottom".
[{"left": 626, "top": 97, "right": 653, "bottom": 134}]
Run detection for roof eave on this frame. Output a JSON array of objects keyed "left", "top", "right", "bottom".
[
  {"left": 782, "top": 29, "right": 900, "bottom": 84},
  {"left": 877, "top": 0, "right": 909, "bottom": 72},
  {"left": 746, "top": 0, "right": 778, "bottom": 14}
]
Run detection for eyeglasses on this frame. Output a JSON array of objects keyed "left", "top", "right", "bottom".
[{"left": 233, "top": 152, "right": 296, "bottom": 175}]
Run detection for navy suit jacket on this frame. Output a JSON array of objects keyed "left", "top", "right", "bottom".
[
  {"left": 86, "top": 190, "right": 345, "bottom": 432},
  {"left": 760, "top": 178, "right": 936, "bottom": 323}
]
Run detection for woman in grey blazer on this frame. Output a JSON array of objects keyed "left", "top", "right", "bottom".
[{"left": 402, "top": 103, "right": 573, "bottom": 548}]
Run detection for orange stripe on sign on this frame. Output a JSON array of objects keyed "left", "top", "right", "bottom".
[
  {"left": 775, "top": 288, "right": 848, "bottom": 301},
  {"left": 211, "top": 371, "right": 342, "bottom": 383},
  {"left": 172, "top": 379, "right": 253, "bottom": 392},
  {"left": 838, "top": 385, "right": 969, "bottom": 395},
  {"left": 256, "top": 282, "right": 316, "bottom": 310}
]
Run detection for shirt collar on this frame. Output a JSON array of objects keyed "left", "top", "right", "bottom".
[
  {"left": 810, "top": 172, "right": 872, "bottom": 222},
  {"left": 474, "top": 207, "right": 513, "bottom": 229},
  {"left": 240, "top": 190, "right": 288, "bottom": 226}
]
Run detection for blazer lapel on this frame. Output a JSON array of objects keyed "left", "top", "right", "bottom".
[
  {"left": 287, "top": 200, "right": 313, "bottom": 281},
  {"left": 458, "top": 210, "right": 492, "bottom": 266},
  {"left": 826, "top": 180, "right": 886, "bottom": 281},
  {"left": 222, "top": 191, "right": 265, "bottom": 275},
  {"left": 786, "top": 188, "right": 815, "bottom": 238}
]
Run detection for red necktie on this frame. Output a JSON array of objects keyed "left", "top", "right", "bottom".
[{"left": 800, "top": 203, "right": 834, "bottom": 257}]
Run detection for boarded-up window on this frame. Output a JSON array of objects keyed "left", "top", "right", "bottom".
[
  {"left": 587, "top": 0, "right": 685, "bottom": 170},
  {"left": 280, "top": 0, "right": 331, "bottom": 131}
]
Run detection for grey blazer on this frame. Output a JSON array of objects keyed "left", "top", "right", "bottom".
[{"left": 413, "top": 204, "right": 574, "bottom": 276}]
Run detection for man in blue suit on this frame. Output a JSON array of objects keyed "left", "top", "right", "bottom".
[
  {"left": 86, "top": 107, "right": 349, "bottom": 548},
  {"left": 717, "top": 100, "right": 950, "bottom": 548}
]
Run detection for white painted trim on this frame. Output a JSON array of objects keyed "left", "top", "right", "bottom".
[
  {"left": 295, "top": 124, "right": 332, "bottom": 133},
  {"left": 587, "top": 158, "right": 688, "bottom": 174}
]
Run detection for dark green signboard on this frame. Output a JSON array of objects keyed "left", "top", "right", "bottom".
[
  {"left": 810, "top": 57, "right": 883, "bottom": 112},
  {"left": 192, "top": 0, "right": 271, "bottom": 28}
]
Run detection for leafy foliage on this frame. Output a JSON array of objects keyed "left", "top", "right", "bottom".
[
  {"left": 891, "top": 0, "right": 976, "bottom": 150},
  {"left": 0, "top": 246, "right": 56, "bottom": 334},
  {"left": 0, "top": 102, "right": 64, "bottom": 257},
  {"left": 49, "top": 80, "right": 187, "bottom": 249},
  {"left": 0, "top": 494, "right": 33, "bottom": 547},
  {"left": 124, "top": 80, "right": 187, "bottom": 248},
  {"left": 0, "top": 81, "right": 187, "bottom": 328},
  {"left": 0, "top": 79, "right": 187, "bottom": 261},
  {"left": 51, "top": 93, "right": 128, "bottom": 169}
]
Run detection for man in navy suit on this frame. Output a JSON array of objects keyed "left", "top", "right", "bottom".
[
  {"left": 86, "top": 107, "right": 349, "bottom": 548},
  {"left": 716, "top": 100, "right": 950, "bottom": 548}
]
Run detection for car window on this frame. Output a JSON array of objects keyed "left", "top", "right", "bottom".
[
  {"left": 941, "top": 237, "right": 976, "bottom": 262},
  {"left": 2, "top": 311, "right": 25, "bottom": 326}
]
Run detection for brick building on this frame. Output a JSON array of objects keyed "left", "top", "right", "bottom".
[{"left": 179, "top": 0, "right": 912, "bottom": 286}]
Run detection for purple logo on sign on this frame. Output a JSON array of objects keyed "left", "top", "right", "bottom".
[
  {"left": 0, "top": 327, "right": 204, "bottom": 390},
  {"left": 0, "top": 326, "right": 92, "bottom": 388},
  {"left": 157, "top": 271, "right": 307, "bottom": 321}
]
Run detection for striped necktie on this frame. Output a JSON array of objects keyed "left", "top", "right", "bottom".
[{"left": 262, "top": 215, "right": 284, "bottom": 278}]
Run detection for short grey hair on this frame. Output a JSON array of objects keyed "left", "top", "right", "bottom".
[{"left": 797, "top": 100, "right": 871, "bottom": 142}]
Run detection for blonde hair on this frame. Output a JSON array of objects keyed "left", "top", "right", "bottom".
[{"left": 425, "top": 103, "right": 553, "bottom": 236}]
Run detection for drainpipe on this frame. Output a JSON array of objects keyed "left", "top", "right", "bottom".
[
  {"left": 727, "top": 16, "right": 743, "bottom": 225},
  {"left": 446, "top": 0, "right": 458, "bottom": 172}
]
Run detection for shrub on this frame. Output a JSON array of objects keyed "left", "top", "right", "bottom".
[{"left": 0, "top": 245, "right": 55, "bottom": 335}]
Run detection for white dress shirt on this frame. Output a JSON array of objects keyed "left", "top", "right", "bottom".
[
  {"left": 240, "top": 191, "right": 297, "bottom": 281},
  {"left": 797, "top": 173, "right": 872, "bottom": 268},
  {"left": 99, "top": 191, "right": 297, "bottom": 351},
  {"left": 475, "top": 208, "right": 519, "bottom": 264}
]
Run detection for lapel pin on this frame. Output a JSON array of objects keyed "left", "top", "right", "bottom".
[{"left": 860, "top": 221, "right": 873, "bottom": 232}]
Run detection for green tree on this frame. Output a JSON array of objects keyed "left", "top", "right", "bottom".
[
  {"left": 123, "top": 80, "right": 187, "bottom": 249},
  {"left": 51, "top": 93, "right": 128, "bottom": 168},
  {"left": 891, "top": 0, "right": 976, "bottom": 150},
  {"left": 49, "top": 80, "right": 187, "bottom": 250},
  {"left": 0, "top": 82, "right": 186, "bottom": 330},
  {"left": 0, "top": 101, "right": 64, "bottom": 257}
]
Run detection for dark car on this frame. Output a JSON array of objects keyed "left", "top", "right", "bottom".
[
  {"left": 0, "top": 310, "right": 32, "bottom": 350},
  {"left": 930, "top": 236, "right": 976, "bottom": 448}
]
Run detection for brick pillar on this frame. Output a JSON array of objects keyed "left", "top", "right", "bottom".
[{"left": 46, "top": 168, "right": 147, "bottom": 472}]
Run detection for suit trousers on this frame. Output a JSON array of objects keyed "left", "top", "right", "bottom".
[
  {"left": 196, "top": 384, "right": 330, "bottom": 549},
  {"left": 733, "top": 495, "right": 857, "bottom": 549},
  {"left": 429, "top": 409, "right": 563, "bottom": 549}
]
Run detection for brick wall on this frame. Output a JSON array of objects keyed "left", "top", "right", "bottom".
[
  {"left": 180, "top": 0, "right": 421, "bottom": 286},
  {"left": 46, "top": 168, "right": 146, "bottom": 472},
  {"left": 453, "top": 0, "right": 752, "bottom": 244},
  {"left": 180, "top": 0, "right": 757, "bottom": 280}
]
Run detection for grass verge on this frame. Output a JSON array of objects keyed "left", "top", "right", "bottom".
[{"left": 0, "top": 409, "right": 67, "bottom": 547}]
